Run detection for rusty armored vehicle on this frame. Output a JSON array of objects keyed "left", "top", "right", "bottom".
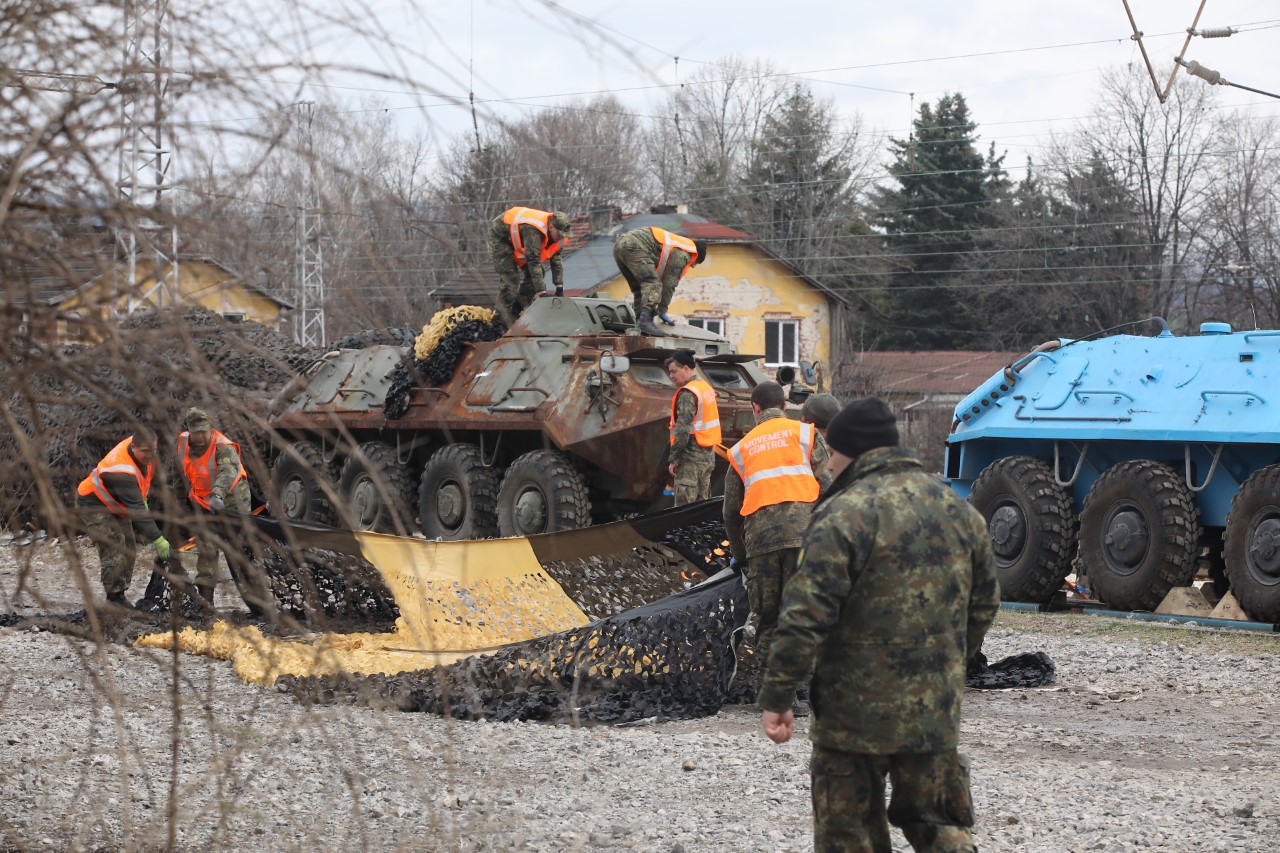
[{"left": 268, "top": 296, "right": 764, "bottom": 539}]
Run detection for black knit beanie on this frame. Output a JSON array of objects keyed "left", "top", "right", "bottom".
[
  {"left": 671, "top": 349, "right": 696, "bottom": 368},
  {"left": 825, "top": 397, "right": 899, "bottom": 458}
]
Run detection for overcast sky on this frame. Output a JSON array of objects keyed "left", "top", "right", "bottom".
[{"left": 252, "top": 0, "right": 1280, "bottom": 178}]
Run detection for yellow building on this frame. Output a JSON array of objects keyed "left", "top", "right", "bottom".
[
  {"left": 6, "top": 254, "right": 293, "bottom": 344},
  {"left": 561, "top": 212, "right": 850, "bottom": 380}
]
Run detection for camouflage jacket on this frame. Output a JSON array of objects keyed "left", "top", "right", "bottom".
[
  {"left": 199, "top": 442, "right": 251, "bottom": 502},
  {"left": 757, "top": 446, "right": 1000, "bottom": 754},
  {"left": 615, "top": 228, "right": 695, "bottom": 292},
  {"left": 75, "top": 470, "right": 163, "bottom": 542},
  {"left": 669, "top": 387, "right": 703, "bottom": 466},
  {"left": 491, "top": 217, "right": 565, "bottom": 290},
  {"left": 723, "top": 409, "right": 830, "bottom": 559}
]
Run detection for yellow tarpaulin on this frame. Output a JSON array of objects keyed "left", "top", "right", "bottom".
[{"left": 136, "top": 532, "right": 590, "bottom": 685}]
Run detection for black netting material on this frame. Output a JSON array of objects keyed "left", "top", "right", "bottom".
[{"left": 384, "top": 318, "right": 506, "bottom": 419}]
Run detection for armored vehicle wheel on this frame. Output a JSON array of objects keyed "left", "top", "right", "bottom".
[
  {"left": 418, "top": 444, "right": 500, "bottom": 540},
  {"left": 969, "top": 456, "right": 1076, "bottom": 604},
  {"left": 338, "top": 442, "right": 418, "bottom": 533},
  {"left": 1080, "top": 460, "right": 1200, "bottom": 612},
  {"left": 272, "top": 441, "right": 339, "bottom": 527},
  {"left": 496, "top": 450, "right": 591, "bottom": 537},
  {"left": 1222, "top": 465, "right": 1280, "bottom": 622}
]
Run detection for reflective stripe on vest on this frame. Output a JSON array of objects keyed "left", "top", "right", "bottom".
[
  {"left": 178, "top": 430, "right": 247, "bottom": 510},
  {"left": 728, "top": 420, "right": 818, "bottom": 515},
  {"left": 669, "top": 378, "right": 722, "bottom": 447},
  {"left": 76, "top": 437, "right": 154, "bottom": 517},
  {"left": 503, "top": 207, "right": 565, "bottom": 266},
  {"left": 649, "top": 226, "right": 698, "bottom": 282}
]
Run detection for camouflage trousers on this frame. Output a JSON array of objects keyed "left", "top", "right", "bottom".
[
  {"left": 744, "top": 546, "right": 800, "bottom": 674},
  {"left": 810, "top": 746, "right": 976, "bottom": 853},
  {"left": 79, "top": 507, "right": 139, "bottom": 598},
  {"left": 486, "top": 226, "right": 537, "bottom": 319},
  {"left": 673, "top": 449, "right": 715, "bottom": 505},
  {"left": 193, "top": 485, "right": 252, "bottom": 588},
  {"left": 614, "top": 241, "right": 676, "bottom": 314}
]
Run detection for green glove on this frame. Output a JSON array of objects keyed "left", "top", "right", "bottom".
[{"left": 153, "top": 536, "right": 171, "bottom": 560}]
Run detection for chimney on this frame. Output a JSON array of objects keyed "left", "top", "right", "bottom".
[{"left": 588, "top": 206, "right": 614, "bottom": 236}]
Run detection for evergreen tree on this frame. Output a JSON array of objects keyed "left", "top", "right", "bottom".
[{"left": 872, "top": 93, "right": 994, "bottom": 349}]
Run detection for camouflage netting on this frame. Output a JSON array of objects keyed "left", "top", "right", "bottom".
[
  {"left": 384, "top": 307, "right": 506, "bottom": 419},
  {"left": 0, "top": 306, "right": 324, "bottom": 528}
]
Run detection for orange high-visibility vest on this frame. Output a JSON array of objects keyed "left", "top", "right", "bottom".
[
  {"left": 670, "top": 379, "right": 722, "bottom": 448},
  {"left": 649, "top": 226, "right": 699, "bottom": 282},
  {"left": 503, "top": 207, "right": 565, "bottom": 266},
  {"left": 77, "top": 437, "right": 154, "bottom": 517},
  {"left": 177, "top": 429, "right": 247, "bottom": 510},
  {"left": 729, "top": 419, "right": 819, "bottom": 516}
]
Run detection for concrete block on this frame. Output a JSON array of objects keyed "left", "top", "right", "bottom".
[
  {"left": 1208, "top": 590, "right": 1254, "bottom": 622},
  {"left": 1155, "top": 586, "right": 1215, "bottom": 617}
]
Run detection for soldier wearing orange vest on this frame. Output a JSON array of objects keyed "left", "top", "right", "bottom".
[
  {"left": 665, "top": 349, "right": 721, "bottom": 505},
  {"left": 613, "top": 226, "right": 708, "bottom": 336},
  {"left": 177, "top": 407, "right": 251, "bottom": 605},
  {"left": 75, "top": 426, "right": 171, "bottom": 608},
  {"left": 486, "top": 206, "right": 572, "bottom": 321},
  {"left": 723, "top": 381, "right": 830, "bottom": 683}
]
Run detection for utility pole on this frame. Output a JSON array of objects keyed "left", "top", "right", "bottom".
[
  {"left": 295, "top": 101, "right": 326, "bottom": 346},
  {"left": 117, "top": 0, "right": 179, "bottom": 312}
]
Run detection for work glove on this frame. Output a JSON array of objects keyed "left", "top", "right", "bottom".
[
  {"left": 728, "top": 557, "right": 740, "bottom": 571},
  {"left": 554, "top": 285, "right": 564, "bottom": 297},
  {"left": 153, "top": 536, "right": 171, "bottom": 560},
  {"left": 208, "top": 494, "right": 225, "bottom": 514},
  {"left": 658, "top": 312, "right": 675, "bottom": 326}
]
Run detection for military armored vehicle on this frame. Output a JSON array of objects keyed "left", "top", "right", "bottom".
[
  {"left": 268, "top": 296, "right": 764, "bottom": 540},
  {"left": 944, "top": 319, "right": 1280, "bottom": 622}
]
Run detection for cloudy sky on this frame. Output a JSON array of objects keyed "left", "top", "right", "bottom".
[{"left": 250, "top": 0, "right": 1279, "bottom": 172}]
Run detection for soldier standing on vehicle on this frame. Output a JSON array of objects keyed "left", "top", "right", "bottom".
[
  {"left": 487, "top": 206, "right": 572, "bottom": 321},
  {"left": 665, "top": 349, "right": 720, "bottom": 505},
  {"left": 177, "top": 407, "right": 252, "bottom": 606},
  {"left": 724, "top": 381, "right": 829, "bottom": 686},
  {"left": 613, "top": 226, "right": 707, "bottom": 337},
  {"left": 75, "top": 427, "right": 171, "bottom": 608},
  {"left": 758, "top": 397, "right": 1000, "bottom": 853}
]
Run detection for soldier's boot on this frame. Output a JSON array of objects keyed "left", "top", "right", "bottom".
[
  {"left": 195, "top": 580, "right": 216, "bottom": 610},
  {"left": 636, "top": 309, "right": 663, "bottom": 337},
  {"left": 105, "top": 591, "right": 134, "bottom": 610}
]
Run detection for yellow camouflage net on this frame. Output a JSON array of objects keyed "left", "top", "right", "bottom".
[{"left": 413, "top": 305, "right": 496, "bottom": 361}]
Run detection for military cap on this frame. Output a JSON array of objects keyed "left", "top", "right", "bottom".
[
  {"left": 802, "top": 393, "right": 842, "bottom": 429},
  {"left": 826, "top": 396, "right": 899, "bottom": 458},
  {"left": 184, "top": 407, "right": 213, "bottom": 431},
  {"left": 692, "top": 239, "right": 709, "bottom": 265},
  {"left": 551, "top": 211, "right": 573, "bottom": 233}
]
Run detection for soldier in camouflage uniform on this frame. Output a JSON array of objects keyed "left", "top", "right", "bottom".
[
  {"left": 723, "top": 381, "right": 830, "bottom": 687},
  {"left": 613, "top": 227, "right": 707, "bottom": 336},
  {"left": 665, "top": 349, "right": 720, "bottom": 505},
  {"left": 759, "top": 397, "right": 999, "bottom": 853},
  {"left": 487, "top": 208, "right": 571, "bottom": 321},
  {"left": 177, "top": 408, "right": 253, "bottom": 605},
  {"left": 75, "top": 426, "right": 172, "bottom": 607}
]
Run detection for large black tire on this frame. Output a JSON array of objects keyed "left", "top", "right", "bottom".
[
  {"left": 1222, "top": 465, "right": 1280, "bottom": 622},
  {"left": 418, "top": 444, "right": 501, "bottom": 540},
  {"left": 496, "top": 450, "right": 592, "bottom": 537},
  {"left": 338, "top": 442, "right": 418, "bottom": 533},
  {"left": 1080, "top": 460, "right": 1200, "bottom": 612},
  {"left": 329, "top": 327, "right": 417, "bottom": 350},
  {"left": 969, "top": 456, "right": 1077, "bottom": 604},
  {"left": 272, "top": 441, "right": 339, "bottom": 527}
]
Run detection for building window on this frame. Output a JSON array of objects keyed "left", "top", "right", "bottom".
[
  {"left": 764, "top": 320, "right": 799, "bottom": 367},
  {"left": 222, "top": 312, "right": 246, "bottom": 323},
  {"left": 688, "top": 317, "right": 724, "bottom": 336}
]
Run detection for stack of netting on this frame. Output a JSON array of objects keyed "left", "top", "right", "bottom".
[
  {"left": 267, "top": 501, "right": 750, "bottom": 723},
  {"left": 384, "top": 306, "right": 506, "bottom": 418}
]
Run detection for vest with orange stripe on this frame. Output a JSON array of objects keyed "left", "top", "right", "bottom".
[
  {"left": 649, "top": 226, "right": 699, "bottom": 282},
  {"left": 502, "top": 207, "right": 565, "bottom": 266},
  {"left": 177, "top": 430, "right": 247, "bottom": 510},
  {"left": 77, "top": 437, "right": 154, "bottom": 517},
  {"left": 729, "top": 418, "right": 819, "bottom": 516},
  {"left": 670, "top": 379, "right": 722, "bottom": 448}
]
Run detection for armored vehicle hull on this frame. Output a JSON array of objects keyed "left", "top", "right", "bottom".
[
  {"left": 269, "top": 296, "right": 763, "bottom": 540},
  {"left": 945, "top": 320, "right": 1280, "bottom": 621}
]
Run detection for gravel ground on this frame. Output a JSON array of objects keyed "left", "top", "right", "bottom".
[{"left": 2, "top": 538, "right": 1279, "bottom": 853}]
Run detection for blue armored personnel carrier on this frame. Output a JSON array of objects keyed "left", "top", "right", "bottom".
[{"left": 944, "top": 319, "right": 1280, "bottom": 622}]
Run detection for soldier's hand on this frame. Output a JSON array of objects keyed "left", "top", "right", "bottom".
[
  {"left": 208, "top": 494, "right": 225, "bottom": 514},
  {"left": 668, "top": 463, "right": 678, "bottom": 478},
  {"left": 763, "top": 709, "right": 794, "bottom": 744},
  {"left": 153, "top": 536, "right": 172, "bottom": 560}
]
